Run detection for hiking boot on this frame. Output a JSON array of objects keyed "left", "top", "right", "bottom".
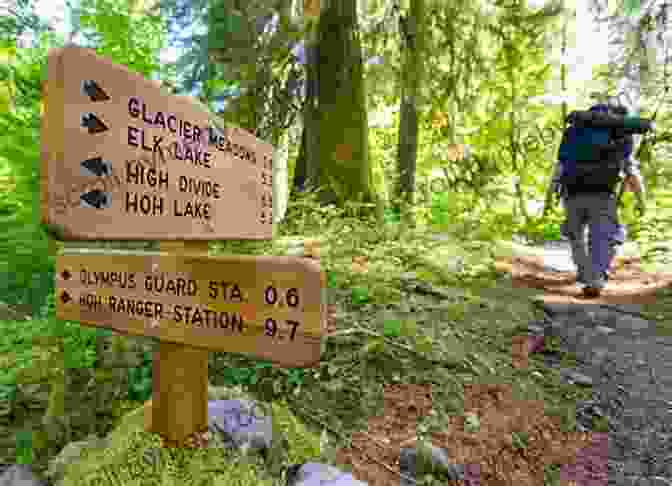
[{"left": 582, "top": 286, "right": 602, "bottom": 298}]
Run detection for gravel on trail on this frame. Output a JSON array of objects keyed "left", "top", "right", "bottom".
[{"left": 514, "top": 240, "right": 672, "bottom": 485}]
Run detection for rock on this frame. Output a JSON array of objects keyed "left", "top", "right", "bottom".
[
  {"left": 286, "top": 463, "right": 367, "bottom": 486},
  {"left": 561, "top": 370, "right": 593, "bottom": 387},
  {"left": 208, "top": 399, "right": 275, "bottom": 453},
  {"left": 527, "top": 324, "right": 545, "bottom": 335},
  {"left": 0, "top": 464, "right": 46, "bottom": 486},
  {"left": 527, "top": 335, "right": 545, "bottom": 354},
  {"left": 399, "top": 442, "right": 465, "bottom": 484},
  {"left": 619, "top": 477, "right": 647, "bottom": 486},
  {"left": 44, "top": 434, "right": 110, "bottom": 482}
]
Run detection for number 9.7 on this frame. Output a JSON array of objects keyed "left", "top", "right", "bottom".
[{"left": 265, "top": 318, "right": 300, "bottom": 340}]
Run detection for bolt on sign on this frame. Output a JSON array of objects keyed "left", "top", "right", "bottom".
[
  {"left": 56, "top": 249, "right": 326, "bottom": 368},
  {"left": 41, "top": 46, "right": 274, "bottom": 240}
]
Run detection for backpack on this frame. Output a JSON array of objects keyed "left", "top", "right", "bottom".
[{"left": 558, "top": 105, "right": 631, "bottom": 192}]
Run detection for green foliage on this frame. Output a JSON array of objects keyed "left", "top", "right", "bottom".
[
  {"left": 127, "top": 351, "right": 153, "bottom": 402},
  {"left": 0, "top": 0, "right": 168, "bottom": 317},
  {"left": 15, "top": 429, "right": 33, "bottom": 464},
  {"left": 350, "top": 287, "right": 371, "bottom": 306},
  {"left": 382, "top": 319, "right": 402, "bottom": 338},
  {"left": 77, "top": 0, "right": 166, "bottom": 78},
  {"left": 516, "top": 212, "right": 565, "bottom": 244},
  {"left": 0, "top": 35, "right": 54, "bottom": 312},
  {"left": 218, "top": 361, "right": 274, "bottom": 387}
]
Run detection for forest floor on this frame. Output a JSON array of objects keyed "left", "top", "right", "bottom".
[
  {"left": 2, "top": 234, "right": 672, "bottom": 485},
  {"left": 328, "top": 240, "right": 672, "bottom": 486}
]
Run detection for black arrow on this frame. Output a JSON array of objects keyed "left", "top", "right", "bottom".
[
  {"left": 60, "top": 270, "right": 71, "bottom": 281},
  {"left": 81, "top": 157, "right": 110, "bottom": 177},
  {"left": 82, "top": 80, "right": 110, "bottom": 102},
  {"left": 60, "top": 291, "right": 71, "bottom": 304},
  {"left": 80, "top": 190, "right": 109, "bottom": 209},
  {"left": 81, "top": 113, "right": 108, "bottom": 134}
]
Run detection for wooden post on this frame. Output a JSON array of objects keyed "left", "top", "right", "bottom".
[{"left": 145, "top": 241, "right": 210, "bottom": 446}]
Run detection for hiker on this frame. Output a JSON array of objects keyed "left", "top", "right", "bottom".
[{"left": 550, "top": 102, "right": 648, "bottom": 298}]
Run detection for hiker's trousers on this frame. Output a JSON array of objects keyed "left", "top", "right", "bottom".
[{"left": 563, "top": 193, "right": 624, "bottom": 288}]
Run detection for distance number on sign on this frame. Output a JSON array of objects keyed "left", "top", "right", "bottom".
[
  {"left": 265, "top": 318, "right": 300, "bottom": 341},
  {"left": 264, "top": 286, "right": 299, "bottom": 308}
]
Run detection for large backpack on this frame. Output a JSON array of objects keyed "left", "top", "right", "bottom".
[{"left": 558, "top": 105, "right": 631, "bottom": 192}]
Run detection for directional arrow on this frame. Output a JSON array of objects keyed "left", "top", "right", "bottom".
[
  {"left": 60, "top": 291, "right": 71, "bottom": 304},
  {"left": 81, "top": 157, "right": 110, "bottom": 177},
  {"left": 60, "top": 270, "right": 71, "bottom": 281},
  {"left": 81, "top": 113, "right": 108, "bottom": 134},
  {"left": 82, "top": 80, "right": 110, "bottom": 102},
  {"left": 80, "top": 190, "right": 109, "bottom": 209}
]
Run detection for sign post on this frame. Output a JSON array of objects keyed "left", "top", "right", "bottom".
[
  {"left": 154, "top": 241, "right": 209, "bottom": 446},
  {"left": 44, "top": 47, "right": 325, "bottom": 448}
]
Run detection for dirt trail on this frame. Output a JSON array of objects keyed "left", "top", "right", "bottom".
[{"left": 494, "top": 254, "right": 672, "bottom": 305}]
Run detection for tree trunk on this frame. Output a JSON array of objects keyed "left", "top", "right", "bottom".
[
  {"left": 314, "top": 0, "right": 374, "bottom": 205},
  {"left": 396, "top": 0, "right": 425, "bottom": 210},
  {"left": 272, "top": 126, "right": 290, "bottom": 225},
  {"left": 293, "top": 122, "right": 308, "bottom": 193},
  {"left": 614, "top": 12, "right": 647, "bottom": 216},
  {"left": 509, "top": 48, "right": 528, "bottom": 225},
  {"left": 292, "top": 0, "right": 321, "bottom": 195},
  {"left": 548, "top": 2, "right": 568, "bottom": 214},
  {"left": 543, "top": 2, "right": 568, "bottom": 216}
]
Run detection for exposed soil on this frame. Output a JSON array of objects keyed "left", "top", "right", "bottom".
[
  {"left": 334, "top": 382, "right": 598, "bottom": 486},
  {"left": 333, "top": 254, "right": 672, "bottom": 486}
]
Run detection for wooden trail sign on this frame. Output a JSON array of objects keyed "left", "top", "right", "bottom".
[
  {"left": 41, "top": 46, "right": 274, "bottom": 240},
  {"left": 43, "top": 46, "right": 325, "bottom": 449},
  {"left": 56, "top": 248, "right": 326, "bottom": 368},
  {"left": 56, "top": 244, "right": 326, "bottom": 446}
]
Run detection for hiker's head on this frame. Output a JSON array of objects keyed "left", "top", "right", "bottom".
[{"left": 606, "top": 95, "right": 629, "bottom": 115}]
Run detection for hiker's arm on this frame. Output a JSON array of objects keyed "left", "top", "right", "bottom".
[
  {"left": 551, "top": 159, "right": 562, "bottom": 184},
  {"left": 622, "top": 136, "right": 646, "bottom": 195},
  {"left": 620, "top": 136, "right": 646, "bottom": 214},
  {"left": 543, "top": 135, "right": 567, "bottom": 215}
]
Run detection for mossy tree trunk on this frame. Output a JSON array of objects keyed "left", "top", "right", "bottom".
[
  {"left": 396, "top": 0, "right": 425, "bottom": 218},
  {"left": 292, "top": 2, "right": 319, "bottom": 196},
  {"left": 312, "top": 0, "right": 374, "bottom": 205}
]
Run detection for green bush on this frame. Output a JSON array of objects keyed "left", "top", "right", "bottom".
[{"left": 0, "top": 36, "right": 55, "bottom": 315}]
